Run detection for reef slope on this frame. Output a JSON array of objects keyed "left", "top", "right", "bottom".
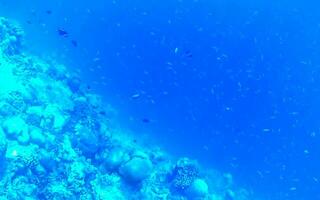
[{"left": 0, "top": 18, "right": 253, "bottom": 200}]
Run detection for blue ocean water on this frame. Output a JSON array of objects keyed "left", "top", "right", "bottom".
[{"left": 1, "top": 0, "right": 319, "bottom": 199}]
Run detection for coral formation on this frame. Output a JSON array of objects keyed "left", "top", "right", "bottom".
[
  {"left": 170, "top": 157, "right": 200, "bottom": 191},
  {"left": 0, "top": 17, "right": 257, "bottom": 200},
  {"left": 119, "top": 156, "right": 153, "bottom": 183},
  {"left": 186, "top": 178, "right": 209, "bottom": 199}
]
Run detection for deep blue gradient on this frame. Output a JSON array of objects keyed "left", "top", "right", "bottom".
[{"left": 1, "top": 0, "right": 320, "bottom": 199}]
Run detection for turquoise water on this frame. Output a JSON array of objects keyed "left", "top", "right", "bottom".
[{"left": 0, "top": 0, "right": 319, "bottom": 199}]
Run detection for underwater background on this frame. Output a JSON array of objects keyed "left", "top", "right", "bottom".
[{"left": 0, "top": 0, "right": 319, "bottom": 199}]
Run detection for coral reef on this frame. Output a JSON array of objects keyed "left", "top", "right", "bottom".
[{"left": 0, "top": 17, "right": 256, "bottom": 200}]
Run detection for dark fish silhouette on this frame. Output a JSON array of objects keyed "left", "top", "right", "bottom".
[
  {"left": 71, "top": 40, "right": 78, "bottom": 47},
  {"left": 57, "top": 29, "right": 68, "bottom": 37},
  {"left": 46, "top": 10, "right": 52, "bottom": 15},
  {"left": 185, "top": 50, "right": 193, "bottom": 58},
  {"left": 142, "top": 118, "right": 151, "bottom": 123}
]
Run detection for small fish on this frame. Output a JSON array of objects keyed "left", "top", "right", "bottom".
[
  {"left": 142, "top": 118, "right": 151, "bottom": 123},
  {"left": 71, "top": 40, "right": 78, "bottom": 47},
  {"left": 46, "top": 10, "right": 52, "bottom": 15},
  {"left": 289, "top": 187, "right": 297, "bottom": 191},
  {"left": 185, "top": 50, "right": 193, "bottom": 58},
  {"left": 93, "top": 57, "right": 100, "bottom": 62},
  {"left": 131, "top": 93, "right": 140, "bottom": 99},
  {"left": 57, "top": 29, "right": 69, "bottom": 37}
]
